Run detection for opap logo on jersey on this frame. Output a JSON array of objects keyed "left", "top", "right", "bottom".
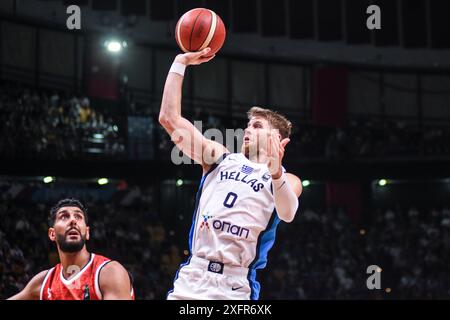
[
  {"left": 212, "top": 220, "right": 250, "bottom": 239},
  {"left": 200, "top": 214, "right": 214, "bottom": 230}
]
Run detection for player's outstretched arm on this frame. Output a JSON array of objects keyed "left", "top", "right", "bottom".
[
  {"left": 99, "top": 261, "right": 133, "bottom": 300},
  {"left": 272, "top": 172, "right": 302, "bottom": 223},
  {"left": 267, "top": 132, "right": 302, "bottom": 223},
  {"left": 7, "top": 270, "right": 48, "bottom": 300},
  {"left": 159, "top": 48, "right": 229, "bottom": 173}
]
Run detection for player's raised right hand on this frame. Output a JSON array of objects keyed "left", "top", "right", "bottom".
[{"left": 174, "top": 48, "right": 215, "bottom": 66}]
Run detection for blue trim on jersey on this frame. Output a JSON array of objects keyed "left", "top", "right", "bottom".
[
  {"left": 169, "top": 153, "right": 230, "bottom": 299},
  {"left": 247, "top": 269, "right": 260, "bottom": 300},
  {"left": 166, "top": 255, "right": 192, "bottom": 298},
  {"left": 247, "top": 209, "right": 281, "bottom": 300},
  {"left": 187, "top": 153, "right": 230, "bottom": 252},
  {"left": 250, "top": 210, "right": 281, "bottom": 270},
  {"left": 187, "top": 174, "right": 207, "bottom": 252}
]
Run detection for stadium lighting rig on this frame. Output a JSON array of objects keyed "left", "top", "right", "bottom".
[{"left": 104, "top": 39, "right": 127, "bottom": 53}]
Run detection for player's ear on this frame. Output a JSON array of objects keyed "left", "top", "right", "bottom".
[
  {"left": 86, "top": 226, "right": 90, "bottom": 241},
  {"left": 48, "top": 228, "right": 56, "bottom": 242}
]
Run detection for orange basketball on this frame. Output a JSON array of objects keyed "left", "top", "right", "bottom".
[{"left": 175, "top": 8, "right": 226, "bottom": 56}]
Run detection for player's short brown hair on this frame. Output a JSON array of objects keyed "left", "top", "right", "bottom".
[
  {"left": 48, "top": 198, "right": 88, "bottom": 227},
  {"left": 247, "top": 106, "right": 292, "bottom": 139}
]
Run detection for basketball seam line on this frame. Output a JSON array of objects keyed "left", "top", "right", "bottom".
[
  {"left": 199, "top": 10, "right": 217, "bottom": 51},
  {"left": 189, "top": 10, "right": 204, "bottom": 52},
  {"left": 176, "top": 14, "right": 188, "bottom": 52}
]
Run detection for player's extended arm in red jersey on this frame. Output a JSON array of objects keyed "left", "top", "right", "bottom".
[{"left": 7, "top": 270, "right": 48, "bottom": 300}]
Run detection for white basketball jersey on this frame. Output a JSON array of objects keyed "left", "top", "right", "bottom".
[{"left": 188, "top": 153, "right": 283, "bottom": 270}]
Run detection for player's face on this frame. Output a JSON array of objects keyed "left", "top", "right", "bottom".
[
  {"left": 48, "top": 206, "right": 90, "bottom": 253},
  {"left": 242, "top": 116, "right": 278, "bottom": 156}
]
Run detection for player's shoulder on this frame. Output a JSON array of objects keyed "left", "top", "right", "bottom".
[
  {"left": 92, "top": 253, "right": 112, "bottom": 264},
  {"left": 98, "top": 260, "right": 132, "bottom": 292},
  {"left": 98, "top": 260, "right": 130, "bottom": 280},
  {"left": 224, "top": 152, "right": 249, "bottom": 163},
  {"left": 33, "top": 269, "right": 51, "bottom": 284},
  {"left": 285, "top": 172, "right": 301, "bottom": 181},
  {"left": 202, "top": 152, "right": 237, "bottom": 174},
  {"left": 29, "top": 269, "right": 52, "bottom": 298}
]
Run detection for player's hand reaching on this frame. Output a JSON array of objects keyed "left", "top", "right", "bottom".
[
  {"left": 174, "top": 48, "right": 215, "bottom": 66},
  {"left": 267, "top": 131, "right": 290, "bottom": 180}
]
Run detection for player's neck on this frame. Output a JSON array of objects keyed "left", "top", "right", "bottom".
[
  {"left": 59, "top": 248, "right": 90, "bottom": 278},
  {"left": 245, "top": 150, "right": 269, "bottom": 164}
]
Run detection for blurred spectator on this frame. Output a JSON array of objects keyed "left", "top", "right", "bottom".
[
  {"left": 2, "top": 80, "right": 450, "bottom": 162},
  {"left": 0, "top": 81, "right": 125, "bottom": 160},
  {"left": 1, "top": 177, "right": 449, "bottom": 299}
]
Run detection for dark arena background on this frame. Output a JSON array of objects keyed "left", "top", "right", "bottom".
[{"left": 1, "top": 0, "right": 450, "bottom": 301}]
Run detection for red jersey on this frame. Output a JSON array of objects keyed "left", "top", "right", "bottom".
[{"left": 40, "top": 253, "right": 134, "bottom": 300}]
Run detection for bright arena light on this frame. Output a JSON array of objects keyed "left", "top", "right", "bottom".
[
  {"left": 302, "top": 180, "right": 311, "bottom": 187},
  {"left": 98, "top": 178, "right": 109, "bottom": 185},
  {"left": 176, "top": 179, "right": 184, "bottom": 187},
  {"left": 43, "top": 176, "right": 54, "bottom": 184},
  {"left": 378, "top": 179, "right": 388, "bottom": 186},
  {"left": 106, "top": 40, "right": 122, "bottom": 53}
]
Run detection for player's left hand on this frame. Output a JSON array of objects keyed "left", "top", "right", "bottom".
[
  {"left": 174, "top": 48, "right": 215, "bottom": 66},
  {"left": 267, "top": 131, "right": 290, "bottom": 179}
]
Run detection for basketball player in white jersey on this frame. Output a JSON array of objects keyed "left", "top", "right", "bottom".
[{"left": 159, "top": 47, "right": 302, "bottom": 300}]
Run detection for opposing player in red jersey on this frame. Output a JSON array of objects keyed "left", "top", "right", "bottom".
[{"left": 8, "top": 199, "right": 134, "bottom": 300}]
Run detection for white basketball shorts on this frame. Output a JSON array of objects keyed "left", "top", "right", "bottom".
[{"left": 167, "top": 256, "right": 257, "bottom": 300}]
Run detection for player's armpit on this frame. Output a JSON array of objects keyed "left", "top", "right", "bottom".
[
  {"left": 163, "top": 116, "right": 229, "bottom": 171},
  {"left": 98, "top": 261, "right": 133, "bottom": 300},
  {"left": 201, "top": 139, "right": 229, "bottom": 173},
  {"left": 7, "top": 269, "right": 48, "bottom": 300}
]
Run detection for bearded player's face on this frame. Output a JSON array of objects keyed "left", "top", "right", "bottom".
[{"left": 48, "top": 206, "right": 90, "bottom": 253}]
